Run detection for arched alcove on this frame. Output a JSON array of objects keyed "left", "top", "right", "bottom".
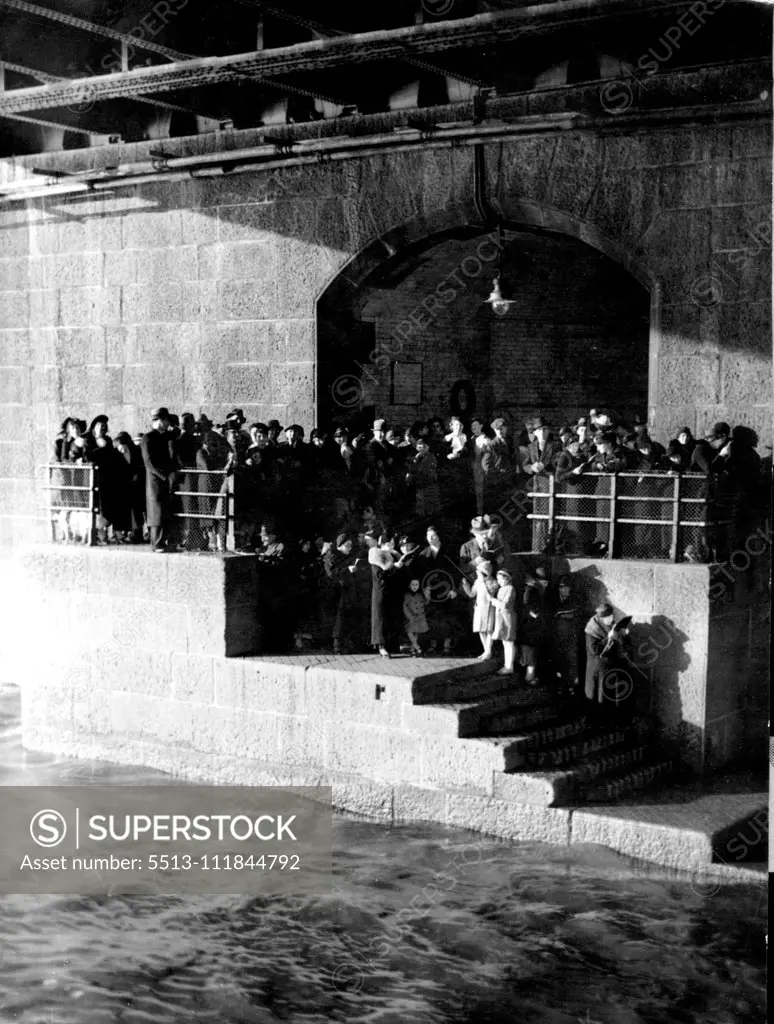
[{"left": 317, "top": 214, "right": 652, "bottom": 431}]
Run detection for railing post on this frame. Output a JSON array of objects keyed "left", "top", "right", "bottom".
[
  {"left": 547, "top": 472, "right": 556, "bottom": 546},
  {"left": 88, "top": 464, "right": 99, "bottom": 546},
  {"left": 48, "top": 464, "right": 56, "bottom": 543},
  {"left": 225, "top": 472, "right": 236, "bottom": 553},
  {"left": 608, "top": 473, "right": 618, "bottom": 558},
  {"left": 670, "top": 472, "right": 682, "bottom": 562}
]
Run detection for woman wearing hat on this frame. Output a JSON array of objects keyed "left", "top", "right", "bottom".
[
  {"left": 460, "top": 555, "right": 498, "bottom": 661},
  {"left": 324, "top": 533, "right": 359, "bottom": 654},
  {"left": 552, "top": 575, "right": 581, "bottom": 697},
  {"left": 583, "top": 602, "right": 632, "bottom": 713},
  {"left": 519, "top": 565, "right": 550, "bottom": 685},
  {"left": 115, "top": 432, "right": 146, "bottom": 543},
  {"left": 368, "top": 535, "right": 414, "bottom": 657}
]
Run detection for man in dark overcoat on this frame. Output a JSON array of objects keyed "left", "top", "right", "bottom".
[
  {"left": 525, "top": 417, "right": 563, "bottom": 552},
  {"left": 141, "top": 406, "right": 178, "bottom": 551}
]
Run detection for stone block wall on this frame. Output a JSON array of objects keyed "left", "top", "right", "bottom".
[
  {"left": 536, "top": 555, "right": 765, "bottom": 774},
  {"left": 0, "top": 119, "right": 771, "bottom": 550},
  {"left": 10, "top": 546, "right": 761, "bottom": 788}
]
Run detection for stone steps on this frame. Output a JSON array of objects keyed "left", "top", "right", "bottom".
[
  {"left": 579, "top": 756, "right": 676, "bottom": 803},
  {"left": 523, "top": 721, "right": 646, "bottom": 769},
  {"left": 493, "top": 743, "right": 654, "bottom": 807},
  {"left": 457, "top": 685, "right": 561, "bottom": 738}
]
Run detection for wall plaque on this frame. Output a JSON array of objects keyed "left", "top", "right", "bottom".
[{"left": 391, "top": 361, "right": 422, "bottom": 406}]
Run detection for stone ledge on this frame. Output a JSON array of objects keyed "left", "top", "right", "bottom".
[{"left": 18, "top": 725, "right": 767, "bottom": 877}]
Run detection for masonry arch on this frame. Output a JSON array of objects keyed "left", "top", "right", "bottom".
[{"left": 316, "top": 202, "right": 658, "bottom": 432}]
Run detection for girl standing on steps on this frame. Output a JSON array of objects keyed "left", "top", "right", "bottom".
[
  {"left": 402, "top": 577, "right": 429, "bottom": 656},
  {"left": 461, "top": 556, "right": 499, "bottom": 662},
  {"left": 489, "top": 568, "right": 517, "bottom": 675}
]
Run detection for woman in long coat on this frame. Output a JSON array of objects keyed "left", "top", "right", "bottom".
[
  {"left": 90, "top": 435, "right": 132, "bottom": 542},
  {"left": 368, "top": 538, "right": 398, "bottom": 657},
  {"left": 324, "top": 533, "right": 358, "bottom": 654},
  {"left": 552, "top": 575, "right": 581, "bottom": 697},
  {"left": 369, "top": 536, "right": 415, "bottom": 656},
  {"left": 115, "top": 432, "right": 146, "bottom": 542},
  {"left": 461, "top": 556, "right": 499, "bottom": 661},
  {"left": 418, "top": 524, "right": 462, "bottom": 654},
  {"left": 584, "top": 603, "right": 632, "bottom": 713},
  {"left": 519, "top": 566, "right": 550, "bottom": 685}
]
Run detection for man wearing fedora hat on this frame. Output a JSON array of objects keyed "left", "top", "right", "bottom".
[
  {"left": 141, "top": 407, "right": 179, "bottom": 552},
  {"left": 525, "top": 417, "right": 562, "bottom": 552},
  {"left": 458, "top": 515, "right": 502, "bottom": 579}
]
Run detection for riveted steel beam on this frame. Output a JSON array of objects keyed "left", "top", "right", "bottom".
[{"left": 0, "top": 0, "right": 706, "bottom": 115}]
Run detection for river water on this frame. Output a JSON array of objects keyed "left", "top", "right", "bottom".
[{"left": 0, "top": 683, "right": 766, "bottom": 1024}]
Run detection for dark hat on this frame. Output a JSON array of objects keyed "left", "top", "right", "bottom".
[
  {"left": 470, "top": 514, "right": 491, "bottom": 534},
  {"left": 706, "top": 421, "right": 730, "bottom": 440},
  {"left": 267, "top": 419, "right": 283, "bottom": 431},
  {"left": 115, "top": 431, "right": 132, "bottom": 445},
  {"left": 196, "top": 413, "right": 213, "bottom": 427},
  {"left": 532, "top": 416, "right": 549, "bottom": 428},
  {"left": 677, "top": 426, "right": 692, "bottom": 436},
  {"left": 496, "top": 568, "right": 513, "bottom": 581},
  {"left": 286, "top": 423, "right": 304, "bottom": 435},
  {"left": 558, "top": 424, "right": 574, "bottom": 436},
  {"left": 151, "top": 407, "right": 169, "bottom": 420}
]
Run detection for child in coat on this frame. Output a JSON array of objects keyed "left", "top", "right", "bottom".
[
  {"left": 489, "top": 568, "right": 517, "bottom": 674},
  {"left": 461, "top": 556, "right": 499, "bottom": 661},
  {"left": 403, "top": 578, "right": 429, "bottom": 656}
]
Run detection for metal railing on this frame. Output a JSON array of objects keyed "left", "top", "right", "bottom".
[
  {"left": 527, "top": 472, "right": 735, "bottom": 562},
  {"left": 174, "top": 468, "right": 235, "bottom": 552},
  {"left": 40, "top": 462, "right": 99, "bottom": 544},
  {"left": 40, "top": 464, "right": 236, "bottom": 551}
]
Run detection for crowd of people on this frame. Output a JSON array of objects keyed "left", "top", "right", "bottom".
[{"left": 50, "top": 403, "right": 766, "bottom": 691}]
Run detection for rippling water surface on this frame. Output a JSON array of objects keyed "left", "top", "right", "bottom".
[{"left": 0, "top": 683, "right": 766, "bottom": 1024}]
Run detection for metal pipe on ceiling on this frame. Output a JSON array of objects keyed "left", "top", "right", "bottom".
[{"left": 0, "top": 99, "right": 766, "bottom": 204}]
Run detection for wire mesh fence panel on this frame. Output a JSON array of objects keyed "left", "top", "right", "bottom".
[
  {"left": 616, "top": 473, "right": 674, "bottom": 560},
  {"left": 679, "top": 473, "right": 713, "bottom": 561},
  {"left": 175, "top": 469, "right": 232, "bottom": 553},
  {"left": 40, "top": 463, "right": 97, "bottom": 544},
  {"left": 528, "top": 472, "right": 736, "bottom": 561},
  {"left": 550, "top": 475, "right": 600, "bottom": 556}
]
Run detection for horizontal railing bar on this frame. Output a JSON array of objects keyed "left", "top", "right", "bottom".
[
  {"left": 616, "top": 518, "right": 685, "bottom": 525},
  {"left": 172, "top": 513, "right": 226, "bottom": 520},
  {"left": 39, "top": 484, "right": 95, "bottom": 491},
  {"left": 173, "top": 491, "right": 226, "bottom": 498},
  {"left": 39, "top": 505, "right": 95, "bottom": 511},
  {"left": 529, "top": 491, "right": 712, "bottom": 502}
]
